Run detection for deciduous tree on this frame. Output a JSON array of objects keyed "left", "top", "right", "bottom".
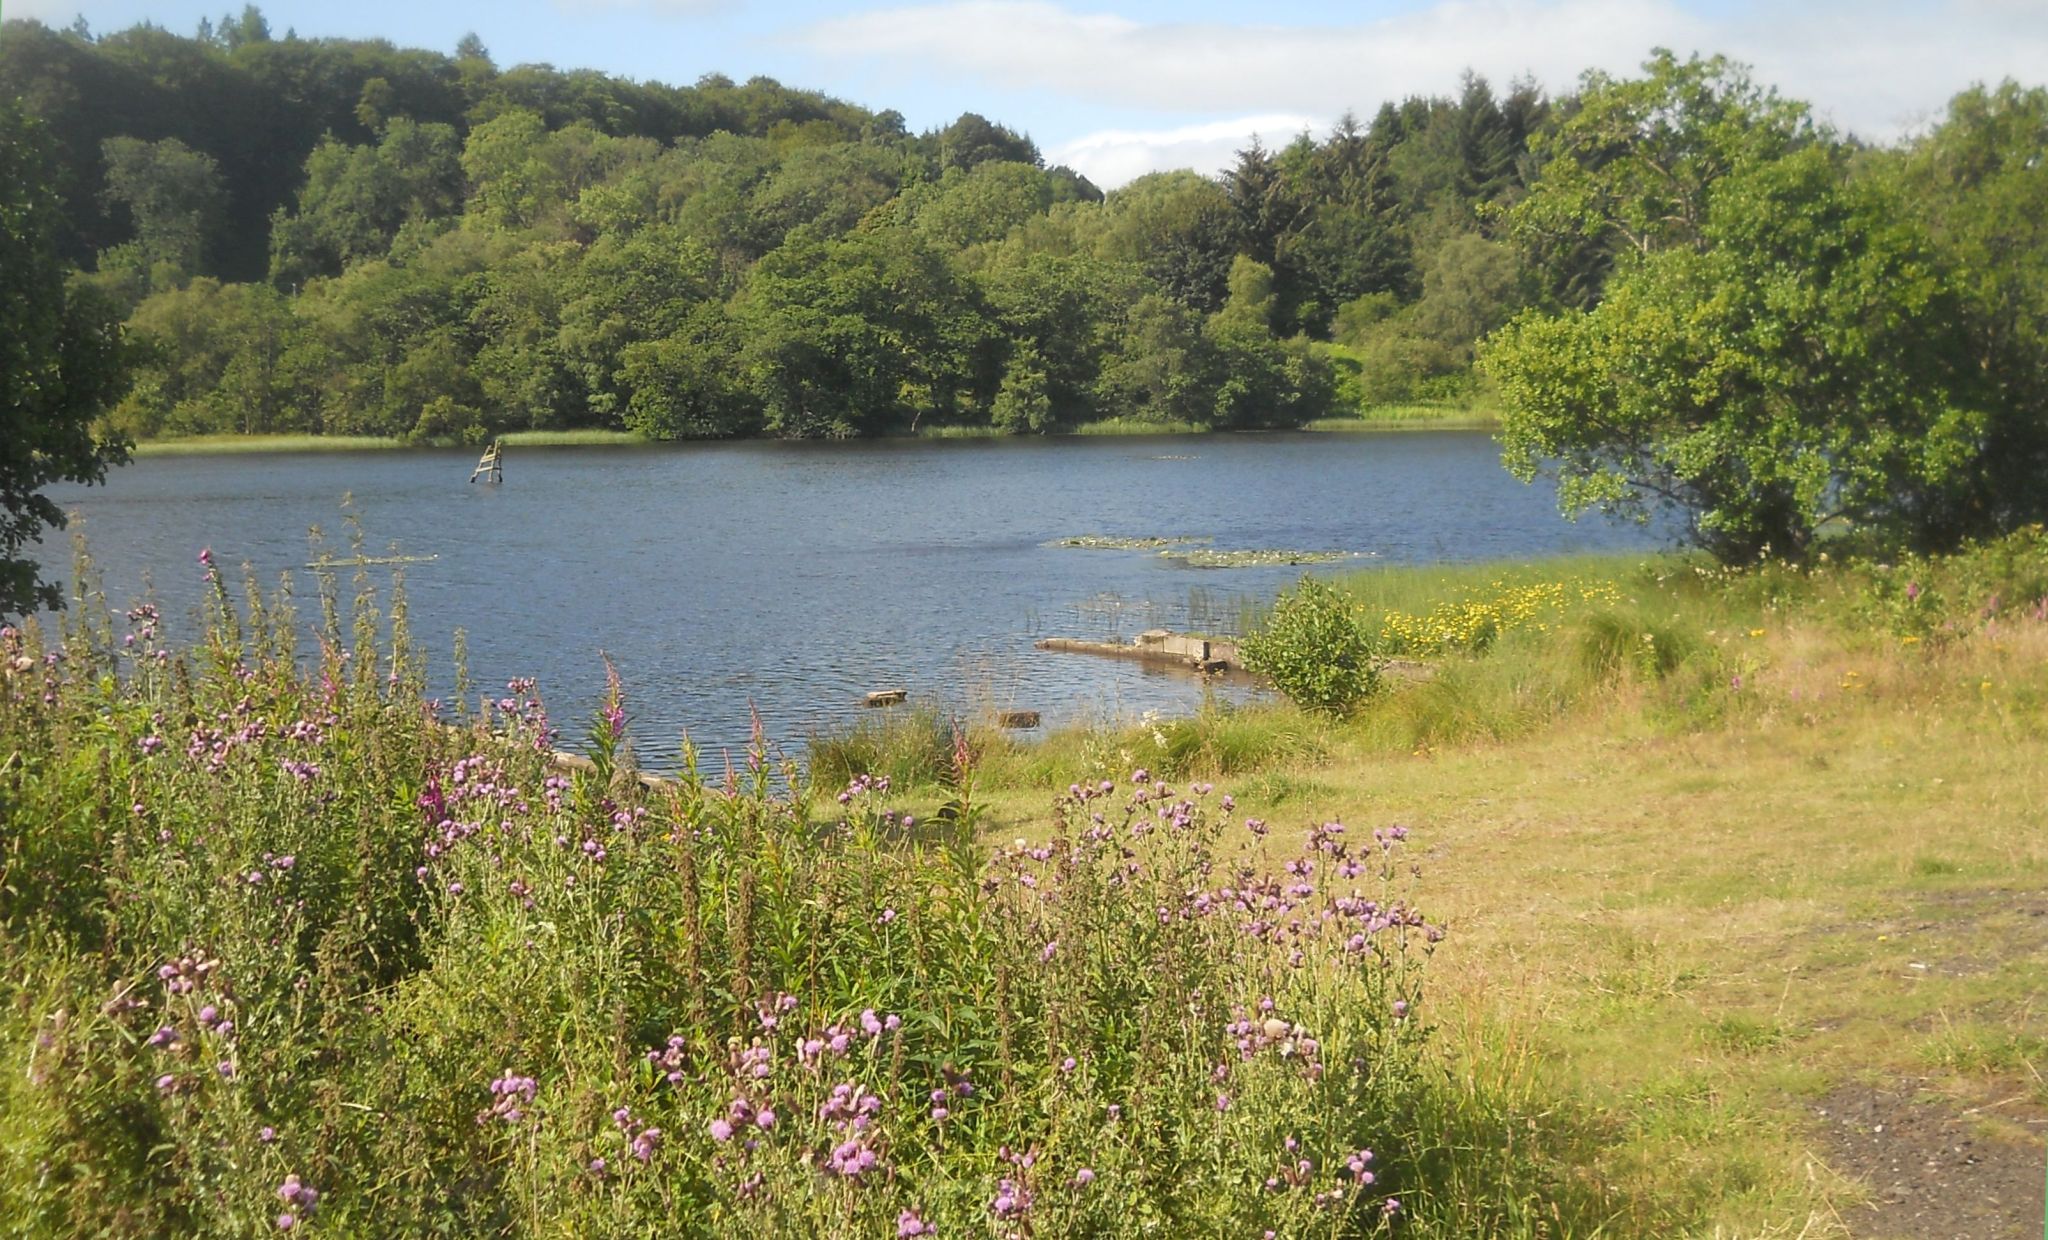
[{"left": 2, "top": 103, "right": 133, "bottom": 617}]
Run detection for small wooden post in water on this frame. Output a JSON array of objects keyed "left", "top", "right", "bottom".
[{"left": 469, "top": 441, "right": 503, "bottom": 484}]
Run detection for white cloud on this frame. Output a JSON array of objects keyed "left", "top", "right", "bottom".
[
  {"left": 800, "top": 0, "right": 2048, "bottom": 175},
  {"left": 1049, "top": 113, "right": 1321, "bottom": 188},
  {"left": 801, "top": 0, "right": 1702, "bottom": 116}
]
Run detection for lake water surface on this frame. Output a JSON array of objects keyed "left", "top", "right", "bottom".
[{"left": 44, "top": 432, "right": 1664, "bottom": 763}]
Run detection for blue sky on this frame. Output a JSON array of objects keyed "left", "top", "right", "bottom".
[{"left": 11, "top": 0, "right": 2045, "bottom": 185}]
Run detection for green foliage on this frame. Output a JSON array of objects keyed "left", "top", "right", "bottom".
[
  {"left": 1241, "top": 577, "right": 1383, "bottom": 714},
  {"left": 1508, "top": 50, "right": 1812, "bottom": 308},
  {"left": 620, "top": 308, "right": 759, "bottom": 439},
  {"left": 1888, "top": 82, "right": 2048, "bottom": 541},
  {"left": 739, "top": 225, "right": 985, "bottom": 437},
  {"left": 1, "top": 102, "right": 134, "bottom": 618},
  {"left": 268, "top": 118, "right": 463, "bottom": 284},
  {"left": 990, "top": 342, "right": 1055, "bottom": 432},
  {"left": 1, "top": 17, "right": 1577, "bottom": 443},
  {"left": 910, "top": 160, "right": 1054, "bottom": 251},
  {"left": 1841, "top": 524, "right": 2048, "bottom": 640},
  {"left": 98, "top": 135, "right": 226, "bottom": 294},
  {"left": 1486, "top": 54, "right": 1986, "bottom": 563}
]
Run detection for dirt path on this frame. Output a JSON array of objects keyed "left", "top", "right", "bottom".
[{"left": 1816, "top": 1079, "right": 2045, "bottom": 1239}]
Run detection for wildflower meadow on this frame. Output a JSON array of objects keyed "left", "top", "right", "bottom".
[{"left": 0, "top": 550, "right": 1437, "bottom": 1237}]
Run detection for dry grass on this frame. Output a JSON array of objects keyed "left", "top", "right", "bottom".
[{"left": 960, "top": 591, "right": 2048, "bottom": 1233}]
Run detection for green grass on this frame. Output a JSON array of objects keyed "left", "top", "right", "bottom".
[
  {"left": 1328, "top": 551, "right": 1672, "bottom": 617},
  {"left": 1066, "top": 416, "right": 1211, "bottom": 436},
  {"left": 806, "top": 703, "right": 958, "bottom": 790},
  {"left": 131, "top": 429, "right": 651, "bottom": 455},
  {"left": 912, "top": 423, "right": 1009, "bottom": 439},
  {"left": 496, "top": 428, "right": 649, "bottom": 447},
  {"left": 1306, "top": 402, "right": 1501, "bottom": 432},
  {"left": 134, "top": 433, "right": 406, "bottom": 455}
]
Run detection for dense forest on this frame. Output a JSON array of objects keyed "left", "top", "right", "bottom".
[
  {"left": 3, "top": 7, "right": 2044, "bottom": 532},
  {"left": 1, "top": 7, "right": 1551, "bottom": 440}
]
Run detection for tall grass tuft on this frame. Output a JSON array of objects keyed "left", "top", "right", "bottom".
[{"left": 806, "top": 704, "right": 958, "bottom": 790}]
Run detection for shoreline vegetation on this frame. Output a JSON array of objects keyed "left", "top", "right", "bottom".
[
  {"left": 129, "top": 403, "right": 1500, "bottom": 456},
  {"left": 5, "top": 536, "right": 2044, "bottom": 1233}
]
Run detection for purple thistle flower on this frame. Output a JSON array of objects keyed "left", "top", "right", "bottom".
[
  {"left": 990, "top": 1177, "right": 1033, "bottom": 1218},
  {"left": 631, "top": 1127, "right": 662, "bottom": 1163}
]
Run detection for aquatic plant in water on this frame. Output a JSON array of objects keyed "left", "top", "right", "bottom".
[
  {"left": 1048, "top": 534, "right": 1214, "bottom": 550},
  {"left": 1165, "top": 547, "right": 1364, "bottom": 569}
]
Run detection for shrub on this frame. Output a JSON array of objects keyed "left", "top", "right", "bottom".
[{"left": 1241, "top": 576, "right": 1382, "bottom": 714}]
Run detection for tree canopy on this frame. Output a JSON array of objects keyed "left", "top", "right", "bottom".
[
  {"left": 1483, "top": 52, "right": 2039, "bottom": 562},
  {"left": 4, "top": 10, "right": 1606, "bottom": 443},
  {"left": 7, "top": 18, "right": 2047, "bottom": 565},
  {"left": 0, "top": 102, "right": 133, "bottom": 617}
]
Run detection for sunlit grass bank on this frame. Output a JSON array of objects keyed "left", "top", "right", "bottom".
[
  {"left": 131, "top": 429, "right": 651, "bottom": 457},
  {"left": 496, "top": 429, "right": 650, "bottom": 447},
  {"left": 1304, "top": 402, "right": 1502, "bottom": 432},
  {"left": 1067, "top": 417, "right": 1213, "bottom": 436},
  {"left": 133, "top": 433, "right": 408, "bottom": 455}
]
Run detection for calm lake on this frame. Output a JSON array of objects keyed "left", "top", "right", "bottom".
[{"left": 43, "top": 431, "right": 1664, "bottom": 763}]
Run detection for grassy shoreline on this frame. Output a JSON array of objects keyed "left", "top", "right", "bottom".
[
  {"left": 131, "top": 409, "right": 1494, "bottom": 455},
  {"left": 133, "top": 432, "right": 411, "bottom": 455}
]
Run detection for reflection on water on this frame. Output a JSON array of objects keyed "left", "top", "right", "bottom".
[{"left": 44, "top": 432, "right": 1664, "bottom": 762}]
